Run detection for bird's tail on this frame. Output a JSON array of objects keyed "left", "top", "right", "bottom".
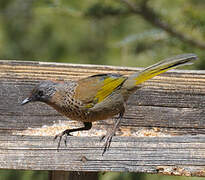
[{"left": 123, "top": 53, "right": 198, "bottom": 90}]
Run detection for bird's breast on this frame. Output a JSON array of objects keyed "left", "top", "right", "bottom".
[{"left": 47, "top": 81, "right": 124, "bottom": 122}]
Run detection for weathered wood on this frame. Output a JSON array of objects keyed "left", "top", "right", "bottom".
[
  {"left": 49, "top": 171, "right": 98, "bottom": 180},
  {"left": 1, "top": 135, "right": 205, "bottom": 176},
  {"left": 0, "top": 60, "right": 205, "bottom": 176},
  {"left": 49, "top": 171, "right": 69, "bottom": 180},
  {"left": 68, "top": 172, "right": 98, "bottom": 180}
]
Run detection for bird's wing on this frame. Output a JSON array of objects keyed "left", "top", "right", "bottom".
[{"left": 74, "top": 74, "right": 127, "bottom": 108}]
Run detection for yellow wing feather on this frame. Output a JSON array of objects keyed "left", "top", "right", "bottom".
[
  {"left": 75, "top": 74, "right": 126, "bottom": 108},
  {"left": 94, "top": 76, "right": 126, "bottom": 103}
]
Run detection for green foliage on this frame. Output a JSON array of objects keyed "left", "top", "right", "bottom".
[
  {"left": 0, "top": 0, "right": 204, "bottom": 69},
  {"left": 100, "top": 172, "right": 205, "bottom": 180},
  {"left": 85, "top": 2, "right": 128, "bottom": 19},
  {"left": 0, "top": 170, "right": 48, "bottom": 180}
]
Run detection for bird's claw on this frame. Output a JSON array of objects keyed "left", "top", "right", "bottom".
[
  {"left": 53, "top": 130, "right": 72, "bottom": 151},
  {"left": 101, "top": 132, "right": 115, "bottom": 155},
  {"left": 100, "top": 135, "right": 105, "bottom": 142}
]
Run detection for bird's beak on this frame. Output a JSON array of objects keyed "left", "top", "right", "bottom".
[{"left": 21, "top": 97, "right": 32, "bottom": 105}]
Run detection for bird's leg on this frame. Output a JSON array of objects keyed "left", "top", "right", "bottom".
[
  {"left": 54, "top": 122, "right": 92, "bottom": 151},
  {"left": 101, "top": 111, "right": 124, "bottom": 155}
]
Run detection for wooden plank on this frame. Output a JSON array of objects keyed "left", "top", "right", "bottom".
[
  {"left": 49, "top": 171, "right": 98, "bottom": 180},
  {"left": 1, "top": 135, "right": 205, "bottom": 176},
  {"left": 49, "top": 171, "right": 69, "bottom": 180},
  {"left": 67, "top": 172, "right": 98, "bottom": 180},
  {"left": 0, "top": 60, "right": 205, "bottom": 176}
]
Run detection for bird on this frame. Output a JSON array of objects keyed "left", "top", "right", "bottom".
[{"left": 21, "top": 53, "right": 197, "bottom": 155}]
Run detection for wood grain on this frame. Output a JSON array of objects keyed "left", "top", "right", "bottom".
[{"left": 0, "top": 60, "right": 205, "bottom": 176}]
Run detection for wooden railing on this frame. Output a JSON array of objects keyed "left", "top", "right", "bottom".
[{"left": 0, "top": 60, "right": 205, "bottom": 179}]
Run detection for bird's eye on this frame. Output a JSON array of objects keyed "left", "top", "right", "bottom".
[{"left": 38, "top": 90, "right": 43, "bottom": 97}]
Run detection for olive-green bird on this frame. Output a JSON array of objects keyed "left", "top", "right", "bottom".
[{"left": 21, "top": 54, "right": 197, "bottom": 154}]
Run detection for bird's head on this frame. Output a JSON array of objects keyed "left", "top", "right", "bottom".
[{"left": 21, "top": 80, "right": 57, "bottom": 105}]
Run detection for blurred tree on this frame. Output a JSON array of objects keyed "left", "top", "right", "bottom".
[
  {"left": 0, "top": 0, "right": 204, "bottom": 68},
  {"left": 0, "top": 170, "right": 48, "bottom": 180}
]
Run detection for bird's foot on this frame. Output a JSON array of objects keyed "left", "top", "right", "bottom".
[
  {"left": 54, "top": 129, "right": 72, "bottom": 151},
  {"left": 100, "top": 131, "right": 115, "bottom": 155}
]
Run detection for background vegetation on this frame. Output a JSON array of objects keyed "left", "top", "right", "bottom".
[{"left": 0, "top": 0, "right": 205, "bottom": 179}]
